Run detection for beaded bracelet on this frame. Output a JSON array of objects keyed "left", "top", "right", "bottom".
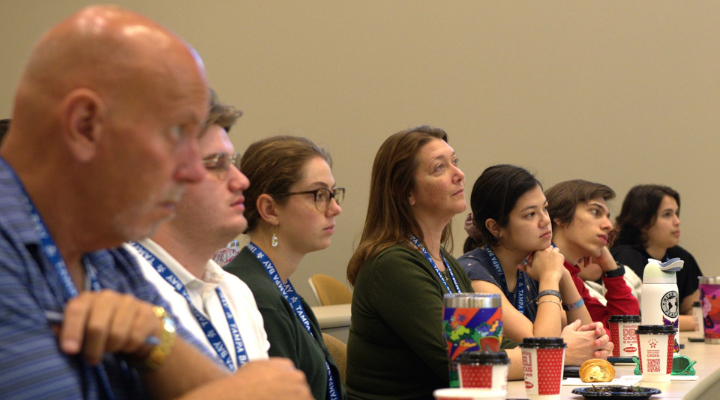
[{"left": 534, "top": 289, "right": 561, "bottom": 304}]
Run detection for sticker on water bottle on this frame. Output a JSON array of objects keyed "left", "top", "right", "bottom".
[{"left": 661, "top": 291, "right": 679, "bottom": 319}]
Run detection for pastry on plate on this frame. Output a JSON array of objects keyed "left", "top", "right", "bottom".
[{"left": 579, "top": 358, "right": 615, "bottom": 382}]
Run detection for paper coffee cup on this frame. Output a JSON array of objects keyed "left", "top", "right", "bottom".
[
  {"left": 635, "top": 325, "right": 675, "bottom": 382},
  {"left": 609, "top": 315, "right": 640, "bottom": 357},
  {"left": 519, "top": 337, "right": 566, "bottom": 400},
  {"left": 433, "top": 388, "right": 506, "bottom": 400},
  {"left": 457, "top": 351, "right": 510, "bottom": 391}
]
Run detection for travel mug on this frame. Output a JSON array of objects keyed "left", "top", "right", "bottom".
[{"left": 443, "top": 293, "right": 503, "bottom": 388}]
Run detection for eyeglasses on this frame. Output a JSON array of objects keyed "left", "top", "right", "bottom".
[
  {"left": 201, "top": 152, "right": 240, "bottom": 180},
  {"left": 277, "top": 187, "right": 345, "bottom": 212}
]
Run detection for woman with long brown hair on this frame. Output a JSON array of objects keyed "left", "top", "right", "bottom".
[{"left": 346, "top": 126, "right": 484, "bottom": 399}]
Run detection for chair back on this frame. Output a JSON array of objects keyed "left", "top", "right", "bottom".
[
  {"left": 308, "top": 274, "right": 352, "bottom": 306},
  {"left": 322, "top": 332, "right": 347, "bottom": 384}
]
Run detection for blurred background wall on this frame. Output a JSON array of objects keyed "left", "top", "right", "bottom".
[{"left": 2, "top": 1, "right": 718, "bottom": 305}]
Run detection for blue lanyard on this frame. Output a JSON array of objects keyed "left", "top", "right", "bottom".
[
  {"left": 130, "top": 242, "right": 247, "bottom": 371},
  {"left": 408, "top": 235, "right": 462, "bottom": 294},
  {"left": 4, "top": 159, "right": 117, "bottom": 400},
  {"left": 247, "top": 242, "right": 339, "bottom": 400},
  {"left": 483, "top": 245, "right": 526, "bottom": 315}
]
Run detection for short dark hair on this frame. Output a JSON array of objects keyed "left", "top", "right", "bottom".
[
  {"left": 0, "top": 119, "right": 10, "bottom": 143},
  {"left": 614, "top": 184, "right": 680, "bottom": 247},
  {"left": 545, "top": 180, "right": 615, "bottom": 229},
  {"left": 464, "top": 164, "right": 541, "bottom": 252}
]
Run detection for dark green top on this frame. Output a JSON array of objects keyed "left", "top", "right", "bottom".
[
  {"left": 346, "top": 244, "right": 495, "bottom": 400},
  {"left": 225, "top": 247, "right": 346, "bottom": 400}
]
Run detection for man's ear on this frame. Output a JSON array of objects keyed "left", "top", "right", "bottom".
[
  {"left": 257, "top": 194, "right": 279, "bottom": 226},
  {"left": 61, "top": 89, "right": 105, "bottom": 162}
]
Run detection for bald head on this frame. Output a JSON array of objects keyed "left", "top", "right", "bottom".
[
  {"left": 9, "top": 5, "right": 207, "bottom": 142},
  {"left": 1, "top": 5, "right": 210, "bottom": 252}
]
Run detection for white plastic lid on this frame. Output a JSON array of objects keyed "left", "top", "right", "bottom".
[{"left": 643, "top": 258, "right": 680, "bottom": 284}]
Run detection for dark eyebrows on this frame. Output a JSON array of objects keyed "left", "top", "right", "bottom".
[{"left": 588, "top": 202, "right": 610, "bottom": 216}]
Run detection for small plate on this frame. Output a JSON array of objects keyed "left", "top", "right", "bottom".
[{"left": 571, "top": 386, "right": 661, "bottom": 399}]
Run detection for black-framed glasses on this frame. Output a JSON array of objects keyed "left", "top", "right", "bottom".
[
  {"left": 277, "top": 187, "right": 345, "bottom": 212},
  {"left": 202, "top": 152, "right": 240, "bottom": 180}
]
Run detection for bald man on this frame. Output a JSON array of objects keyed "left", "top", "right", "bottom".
[{"left": 0, "top": 6, "right": 311, "bottom": 400}]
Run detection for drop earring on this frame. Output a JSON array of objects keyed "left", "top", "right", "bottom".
[{"left": 271, "top": 233, "right": 278, "bottom": 247}]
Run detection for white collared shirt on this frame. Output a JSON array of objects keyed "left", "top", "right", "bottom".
[{"left": 125, "top": 239, "right": 270, "bottom": 368}]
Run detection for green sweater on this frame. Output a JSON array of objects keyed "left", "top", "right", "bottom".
[
  {"left": 225, "top": 247, "right": 346, "bottom": 400},
  {"left": 346, "top": 244, "right": 477, "bottom": 400}
]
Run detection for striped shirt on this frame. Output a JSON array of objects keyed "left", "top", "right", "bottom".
[{"left": 0, "top": 158, "right": 214, "bottom": 399}]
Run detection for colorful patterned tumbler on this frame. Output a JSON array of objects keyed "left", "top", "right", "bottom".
[{"left": 443, "top": 293, "right": 503, "bottom": 388}]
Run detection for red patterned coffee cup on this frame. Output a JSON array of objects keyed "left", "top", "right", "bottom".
[
  {"left": 636, "top": 325, "right": 675, "bottom": 382},
  {"left": 457, "top": 351, "right": 510, "bottom": 391},
  {"left": 520, "top": 337, "right": 566, "bottom": 400},
  {"left": 609, "top": 315, "right": 640, "bottom": 357}
]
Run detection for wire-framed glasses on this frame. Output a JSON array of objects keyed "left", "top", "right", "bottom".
[
  {"left": 201, "top": 152, "right": 240, "bottom": 180},
  {"left": 278, "top": 187, "right": 345, "bottom": 212}
]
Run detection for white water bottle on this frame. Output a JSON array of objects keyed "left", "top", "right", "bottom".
[{"left": 641, "top": 258, "right": 683, "bottom": 352}]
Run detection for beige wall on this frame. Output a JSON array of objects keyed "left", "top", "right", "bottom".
[{"left": 2, "top": 1, "right": 719, "bottom": 306}]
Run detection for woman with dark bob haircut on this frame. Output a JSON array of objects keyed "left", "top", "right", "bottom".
[
  {"left": 459, "top": 165, "right": 611, "bottom": 366},
  {"left": 611, "top": 184, "right": 703, "bottom": 331}
]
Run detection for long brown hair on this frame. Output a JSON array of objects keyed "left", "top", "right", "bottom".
[{"left": 346, "top": 126, "right": 453, "bottom": 286}]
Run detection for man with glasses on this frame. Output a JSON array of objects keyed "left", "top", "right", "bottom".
[{"left": 126, "top": 91, "right": 271, "bottom": 371}]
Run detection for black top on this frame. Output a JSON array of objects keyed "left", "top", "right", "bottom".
[{"left": 611, "top": 244, "right": 703, "bottom": 304}]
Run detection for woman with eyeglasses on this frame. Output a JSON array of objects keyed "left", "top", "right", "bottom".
[
  {"left": 346, "top": 126, "right": 496, "bottom": 399},
  {"left": 224, "top": 136, "right": 346, "bottom": 400}
]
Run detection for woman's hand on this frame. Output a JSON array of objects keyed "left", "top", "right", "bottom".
[
  {"left": 562, "top": 320, "right": 613, "bottom": 365},
  {"left": 521, "top": 246, "right": 565, "bottom": 284}
]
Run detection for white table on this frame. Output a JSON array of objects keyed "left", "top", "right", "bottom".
[
  {"left": 311, "top": 303, "right": 351, "bottom": 343},
  {"left": 505, "top": 333, "right": 718, "bottom": 399}
]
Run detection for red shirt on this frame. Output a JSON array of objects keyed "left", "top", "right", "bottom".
[{"left": 564, "top": 261, "right": 640, "bottom": 334}]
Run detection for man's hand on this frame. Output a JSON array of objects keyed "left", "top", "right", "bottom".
[
  {"left": 562, "top": 320, "right": 613, "bottom": 365},
  {"left": 59, "top": 290, "right": 162, "bottom": 365}
]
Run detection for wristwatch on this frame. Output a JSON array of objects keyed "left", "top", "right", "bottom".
[{"left": 603, "top": 261, "right": 626, "bottom": 278}]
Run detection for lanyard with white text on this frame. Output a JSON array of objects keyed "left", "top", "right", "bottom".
[
  {"left": 483, "top": 245, "right": 526, "bottom": 315},
  {"left": 408, "top": 235, "right": 462, "bottom": 294},
  {"left": 130, "top": 242, "right": 247, "bottom": 371},
  {"left": 247, "top": 242, "right": 339, "bottom": 400},
  {"left": 3, "top": 159, "right": 117, "bottom": 400}
]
